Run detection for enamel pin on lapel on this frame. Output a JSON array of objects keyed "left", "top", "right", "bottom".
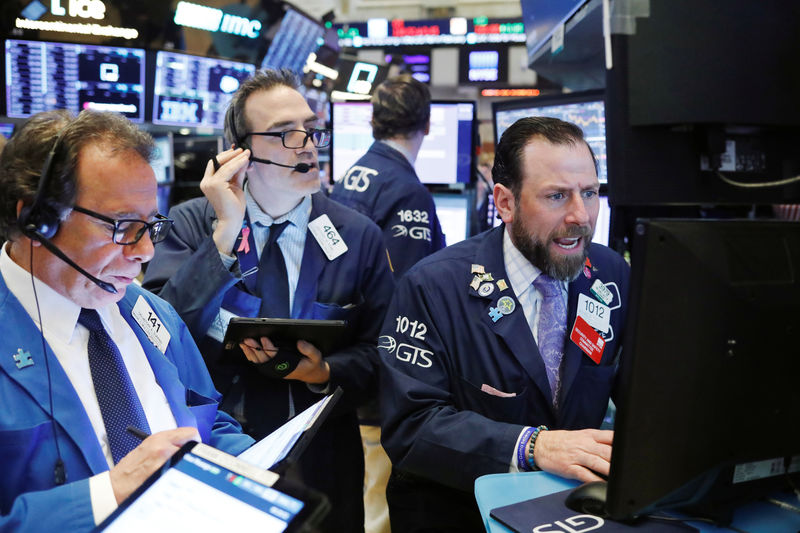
[{"left": 13, "top": 348, "right": 33, "bottom": 369}]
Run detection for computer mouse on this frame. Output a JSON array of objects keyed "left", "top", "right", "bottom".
[{"left": 564, "top": 480, "right": 609, "bottom": 517}]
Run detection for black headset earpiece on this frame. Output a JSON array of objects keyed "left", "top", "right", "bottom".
[
  {"left": 19, "top": 129, "right": 68, "bottom": 240},
  {"left": 226, "top": 103, "right": 249, "bottom": 151}
]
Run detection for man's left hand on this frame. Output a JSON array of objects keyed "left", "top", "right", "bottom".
[{"left": 240, "top": 337, "right": 330, "bottom": 384}]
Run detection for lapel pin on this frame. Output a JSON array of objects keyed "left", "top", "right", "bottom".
[
  {"left": 497, "top": 279, "right": 508, "bottom": 292},
  {"left": 497, "top": 296, "right": 516, "bottom": 315},
  {"left": 470, "top": 276, "right": 481, "bottom": 291},
  {"left": 478, "top": 283, "right": 495, "bottom": 297},
  {"left": 471, "top": 264, "right": 485, "bottom": 274},
  {"left": 13, "top": 348, "right": 34, "bottom": 369}
]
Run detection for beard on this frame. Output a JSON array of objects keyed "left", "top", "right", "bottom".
[{"left": 509, "top": 212, "right": 594, "bottom": 282}]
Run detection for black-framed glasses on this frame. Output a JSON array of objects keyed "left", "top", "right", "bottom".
[
  {"left": 72, "top": 205, "right": 173, "bottom": 245},
  {"left": 245, "top": 128, "right": 332, "bottom": 149}
]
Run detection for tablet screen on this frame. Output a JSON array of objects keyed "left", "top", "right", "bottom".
[{"left": 97, "top": 444, "right": 312, "bottom": 532}]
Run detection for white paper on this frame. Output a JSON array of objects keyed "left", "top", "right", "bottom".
[{"left": 237, "top": 394, "right": 333, "bottom": 469}]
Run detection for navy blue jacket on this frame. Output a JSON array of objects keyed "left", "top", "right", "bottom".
[
  {"left": 330, "top": 142, "right": 445, "bottom": 279},
  {"left": 378, "top": 226, "right": 629, "bottom": 528},
  {"left": 143, "top": 192, "right": 394, "bottom": 532}
]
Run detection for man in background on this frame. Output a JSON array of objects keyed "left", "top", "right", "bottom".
[
  {"left": 330, "top": 73, "right": 446, "bottom": 278},
  {"left": 0, "top": 109, "right": 253, "bottom": 531},
  {"left": 330, "top": 73, "right": 448, "bottom": 532}
]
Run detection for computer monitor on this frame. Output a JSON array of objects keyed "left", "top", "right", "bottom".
[
  {"left": 492, "top": 90, "right": 607, "bottom": 183},
  {"left": 152, "top": 50, "right": 255, "bottom": 129},
  {"left": 330, "top": 100, "right": 476, "bottom": 186},
  {"left": 331, "top": 56, "right": 389, "bottom": 100},
  {"left": 519, "top": 0, "right": 587, "bottom": 63},
  {"left": 260, "top": 6, "right": 325, "bottom": 74},
  {"left": 592, "top": 195, "right": 611, "bottom": 247},
  {"left": 0, "top": 123, "right": 14, "bottom": 139},
  {"left": 458, "top": 47, "right": 508, "bottom": 85},
  {"left": 5, "top": 39, "right": 146, "bottom": 122},
  {"left": 605, "top": 0, "right": 800, "bottom": 205},
  {"left": 604, "top": 218, "right": 800, "bottom": 523},
  {"left": 432, "top": 193, "right": 472, "bottom": 246}
]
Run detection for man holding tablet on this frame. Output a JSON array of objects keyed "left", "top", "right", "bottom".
[{"left": 144, "top": 68, "right": 394, "bottom": 532}]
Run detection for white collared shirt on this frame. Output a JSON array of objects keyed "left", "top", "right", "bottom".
[
  {"left": 502, "top": 228, "right": 569, "bottom": 344},
  {"left": 502, "top": 229, "right": 569, "bottom": 472},
  {"left": 220, "top": 188, "right": 311, "bottom": 313},
  {"left": 0, "top": 243, "right": 178, "bottom": 469}
]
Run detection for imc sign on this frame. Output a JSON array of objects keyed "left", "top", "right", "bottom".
[
  {"left": 51, "top": 0, "right": 106, "bottom": 19},
  {"left": 173, "top": 1, "right": 262, "bottom": 39}
]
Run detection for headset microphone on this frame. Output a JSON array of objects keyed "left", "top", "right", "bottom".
[
  {"left": 248, "top": 156, "right": 312, "bottom": 174},
  {"left": 27, "top": 228, "right": 118, "bottom": 294}
]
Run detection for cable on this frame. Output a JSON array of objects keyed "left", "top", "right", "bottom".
[
  {"left": 716, "top": 171, "right": 800, "bottom": 189},
  {"left": 29, "top": 240, "right": 66, "bottom": 485}
]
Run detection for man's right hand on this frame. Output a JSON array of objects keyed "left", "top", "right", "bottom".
[
  {"left": 199, "top": 147, "right": 251, "bottom": 256},
  {"left": 109, "top": 427, "right": 199, "bottom": 504},
  {"left": 532, "top": 428, "right": 613, "bottom": 482}
]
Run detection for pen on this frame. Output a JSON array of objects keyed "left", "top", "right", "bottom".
[{"left": 126, "top": 425, "right": 150, "bottom": 441}]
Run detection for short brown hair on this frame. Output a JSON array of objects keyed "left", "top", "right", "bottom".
[
  {"left": 223, "top": 68, "right": 300, "bottom": 147},
  {"left": 492, "top": 116, "right": 597, "bottom": 200},
  {"left": 0, "top": 109, "right": 155, "bottom": 239},
  {"left": 370, "top": 73, "right": 431, "bottom": 141}
]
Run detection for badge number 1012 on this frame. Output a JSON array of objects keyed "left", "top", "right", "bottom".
[{"left": 395, "top": 315, "right": 427, "bottom": 341}]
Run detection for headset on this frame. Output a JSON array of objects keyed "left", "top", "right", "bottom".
[
  {"left": 223, "top": 100, "right": 311, "bottom": 174},
  {"left": 17, "top": 127, "right": 117, "bottom": 294},
  {"left": 18, "top": 128, "right": 69, "bottom": 240}
]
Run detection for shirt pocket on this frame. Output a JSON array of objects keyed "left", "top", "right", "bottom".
[
  {"left": 457, "top": 377, "right": 531, "bottom": 425},
  {"left": 310, "top": 301, "right": 359, "bottom": 322}
]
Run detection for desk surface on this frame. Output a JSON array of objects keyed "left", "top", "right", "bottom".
[{"left": 474, "top": 472, "right": 800, "bottom": 533}]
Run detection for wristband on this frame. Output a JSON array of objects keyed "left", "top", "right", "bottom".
[
  {"left": 517, "top": 427, "right": 536, "bottom": 471},
  {"left": 526, "top": 425, "right": 549, "bottom": 471}
]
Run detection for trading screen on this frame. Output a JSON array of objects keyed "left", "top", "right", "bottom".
[
  {"left": 153, "top": 51, "right": 255, "bottom": 128},
  {"left": 5, "top": 39, "right": 145, "bottom": 122},
  {"left": 495, "top": 99, "right": 607, "bottom": 183},
  {"left": 260, "top": 7, "right": 324, "bottom": 74},
  {"left": 332, "top": 100, "right": 475, "bottom": 185}
]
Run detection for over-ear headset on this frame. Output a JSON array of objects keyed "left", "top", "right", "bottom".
[
  {"left": 18, "top": 128, "right": 69, "bottom": 240},
  {"left": 16, "top": 125, "right": 118, "bottom": 294},
  {"left": 225, "top": 102, "right": 249, "bottom": 151}
]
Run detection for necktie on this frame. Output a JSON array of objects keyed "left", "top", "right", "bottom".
[
  {"left": 79, "top": 308, "right": 151, "bottom": 464},
  {"left": 256, "top": 220, "right": 291, "bottom": 318},
  {"left": 533, "top": 274, "right": 567, "bottom": 407}
]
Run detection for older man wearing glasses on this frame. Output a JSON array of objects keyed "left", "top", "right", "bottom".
[
  {"left": 0, "top": 109, "right": 255, "bottom": 532},
  {"left": 143, "top": 68, "right": 395, "bottom": 532}
]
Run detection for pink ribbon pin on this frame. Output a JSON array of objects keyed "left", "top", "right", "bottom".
[{"left": 237, "top": 226, "right": 251, "bottom": 254}]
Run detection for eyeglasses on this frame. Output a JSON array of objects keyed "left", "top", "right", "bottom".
[
  {"left": 245, "top": 128, "right": 332, "bottom": 149},
  {"left": 72, "top": 206, "right": 174, "bottom": 245}
]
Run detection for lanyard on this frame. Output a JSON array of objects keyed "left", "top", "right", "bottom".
[{"left": 234, "top": 212, "right": 260, "bottom": 294}]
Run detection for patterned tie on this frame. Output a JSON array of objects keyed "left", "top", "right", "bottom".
[
  {"left": 79, "top": 308, "right": 151, "bottom": 464},
  {"left": 533, "top": 274, "right": 567, "bottom": 407},
  {"left": 256, "top": 220, "right": 291, "bottom": 318}
]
